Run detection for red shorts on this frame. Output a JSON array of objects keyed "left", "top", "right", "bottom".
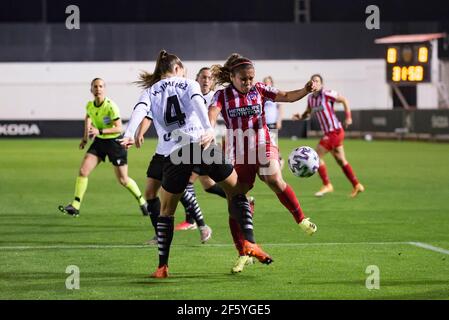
[
  {"left": 319, "top": 129, "right": 345, "bottom": 151},
  {"left": 233, "top": 145, "right": 279, "bottom": 190}
]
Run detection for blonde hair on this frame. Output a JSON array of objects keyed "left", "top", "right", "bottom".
[
  {"left": 135, "top": 50, "right": 184, "bottom": 88},
  {"left": 211, "top": 53, "right": 254, "bottom": 87}
]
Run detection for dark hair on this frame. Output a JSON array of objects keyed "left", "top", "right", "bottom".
[
  {"left": 196, "top": 67, "right": 210, "bottom": 81},
  {"left": 136, "top": 50, "right": 184, "bottom": 88},
  {"left": 211, "top": 53, "right": 254, "bottom": 86},
  {"left": 311, "top": 74, "right": 323, "bottom": 83},
  {"left": 90, "top": 78, "right": 104, "bottom": 87}
]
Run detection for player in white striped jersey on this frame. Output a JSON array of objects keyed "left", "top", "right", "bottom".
[
  {"left": 120, "top": 50, "right": 273, "bottom": 278},
  {"left": 175, "top": 67, "right": 229, "bottom": 231},
  {"left": 293, "top": 74, "right": 364, "bottom": 198}
]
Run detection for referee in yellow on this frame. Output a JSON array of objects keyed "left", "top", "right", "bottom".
[{"left": 59, "top": 78, "right": 148, "bottom": 217}]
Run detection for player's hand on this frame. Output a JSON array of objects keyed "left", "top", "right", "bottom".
[
  {"left": 200, "top": 129, "right": 215, "bottom": 150},
  {"left": 79, "top": 139, "right": 87, "bottom": 150},
  {"left": 88, "top": 127, "right": 99, "bottom": 139},
  {"left": 276, "top": 121, "right": 282, "bottom": 130},
  {"left": 304, "top": 80, "right": 315, "bottom": 93},
  {"left": 136, "top": 135, "right": 145, "bottom": 148},
  {"left": 118, "top": 137, "right": 135, "bottom": 150},
  {"left": 344, "top": 118, "right": 352, "bottom": 129},
  {"left": 292, "top": 113, "right": 302, "bottom": 120}
]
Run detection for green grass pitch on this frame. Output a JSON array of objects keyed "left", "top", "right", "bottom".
[{"left": 0, "top": 138, "right": 448, "bottom": 300}]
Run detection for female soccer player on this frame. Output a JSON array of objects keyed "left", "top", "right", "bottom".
[
  {"left": 292, "top": 74, "right": 365, "bottom": 198},
  {"left": 175, "top": 67, "right": 228, "bottom": 231},
  {"left": 58, "top": 78, "right": 148, "bottom": 217},
  {"left": 209, "top": 53, "right": 318, "bottom": 273},
  {"left": 121, "top": 50, "right": 272, "bottom": 278}
]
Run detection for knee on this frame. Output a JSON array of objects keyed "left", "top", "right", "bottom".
[
  {"left": 79, "top": 168, "right": 89, "bottom": 177},
  {"left": 119, "top": 177, "right": 128, "bottom": 186},
  {"left": 265, "top": 176, "right": 285, "bottom": 193}
]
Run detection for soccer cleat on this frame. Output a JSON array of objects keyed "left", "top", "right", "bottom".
[
  {"left": 145, "top": 235, "right": 158, "bottom": 245},
  {"left": 299, "top": 217, "right": 317, "bottom": 236},
  {"left": 140, "top": 204, "right": 149, "bottom": 216},
  {"left": 243, "top": 240, "right": 273, "bottom": 265},
  {"left": 314, "top": 183, "right": 334, "bottom": 197},
  {"left": 231, "top": 255, "right": 256, "bottom": 273},
  {"left": 175, "top": 221, "right": 197, "bottom": 231},
  {"left": 199, "top": 225, "right": 212, "bottom": 243},
  {"left": 150, "top": 265, "right": 169, "bottom": 278},
  {"left": 350, "top": 183, "right": 365, "bottom": 198},
  {"left": 58, "top": 204, "right": 79, "bottom": 217}
]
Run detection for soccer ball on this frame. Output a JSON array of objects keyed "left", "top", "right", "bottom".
[{"left": 288, "top": 146, "right": 320, "bottom": 178}]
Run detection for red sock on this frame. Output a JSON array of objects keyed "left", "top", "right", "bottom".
[
  {"left": 342, "top": 163, "right": 359, "bottom": 187},
  {"left": 318, "top": 164, "right": 330, "bottom": 185},
  {"left": 228, "top": 217, "right": 245, "bottom": 255},
  {"left": 276, "top": 184, "right": 305, "bottom": 224}
]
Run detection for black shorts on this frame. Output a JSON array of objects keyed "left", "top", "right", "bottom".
[
  {"left": 161, "top": 143, "right": 234, "bottom": 194},
  {"left": 87, "top": 137, "right": 127, "bottom": 166},
  {"left": 146, "top": 153, "right": 165, "bottom": 181}
]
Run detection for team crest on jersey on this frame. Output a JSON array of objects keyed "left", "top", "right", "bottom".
[
  {"left": 103, "top": 116, "right": 111, "bottom": 124},
  {"left": 228, "top": 104, "right": 261, "bottom": 118}
]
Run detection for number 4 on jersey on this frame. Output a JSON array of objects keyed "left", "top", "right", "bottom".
[{"left": 165, "top": 95, "right": 186, "bottom": 127}]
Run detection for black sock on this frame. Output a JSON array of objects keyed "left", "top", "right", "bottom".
[
  {"left": 180, "top": 190, "right": 205, "bottom": 227},
  {"left": 156, "top": 216, "right": 174, "bottom": 267},
  {"left": 205, "top": 184, "right": 226, "bottom": 199},
  {"left": 147, "top": 197, "right": 160, "bottom": 234},
  {"left": 184, "top": 183, "right": 196, "bottom": 224},
  {"left": 230, "top": 194, "right": 255, "bottom": 243}
]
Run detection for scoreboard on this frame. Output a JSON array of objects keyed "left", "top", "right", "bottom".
[{"left": 385, "top": 43, "right": 431, "bottom": 84}]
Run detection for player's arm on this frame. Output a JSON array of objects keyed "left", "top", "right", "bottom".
[
  {"left": 135, "top": 117, "right": 153, "bottom": 148},
  {"left": 88, "top": 118, "right": 123, "bottom": 137},
  {"left": 335, "top": 94, "right": 352, "bottom": 128},
  {"left": 208, "top": 105, "right": 220, "bottom": 128},
  {"left": 79, "top": 114, "right": 91, "bottom": 149},
  {"left": 292, "top": 105, "right": 312, "bottom": 121},
  {"left": 274, "top": 80, "right": 315, "bottom": 103}
]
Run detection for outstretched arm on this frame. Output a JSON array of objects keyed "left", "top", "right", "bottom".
[{"left": 275, "top": 80, "right": 315, "bottom": 103}]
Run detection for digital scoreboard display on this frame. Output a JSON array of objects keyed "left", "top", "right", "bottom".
[{"left": 386, "top": 43, "right": 431, "bottom": 84}]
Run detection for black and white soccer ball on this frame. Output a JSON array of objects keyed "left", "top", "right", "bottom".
[{"left": 288, "top": 146, "right": 320, "bottom": 178}]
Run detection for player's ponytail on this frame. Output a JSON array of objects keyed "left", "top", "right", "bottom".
[
  {"left": 136, "top": 50, "right": 184, "bottom": 88},
  {"left": 212, "top": 53, "right": 254, "bottom": 86}
]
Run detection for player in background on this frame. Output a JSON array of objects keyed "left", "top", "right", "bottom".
[
  {"left": 292, "top": 74, "right": 365, "bottom": 198},
  {"left": 262, "top": 76, "right": 285, "bottom": 170},
  {"left": 209, "top": 53, "right": 318, "bottom": 273},
  {"left": 120, "top": 50, "right": 273, "bottom": 278},
  {"left": 175, "top": 67, "right": 228, "bottom": 231},
  {"left": 59, "top": 78, "right": 148, "bottom": 217}
]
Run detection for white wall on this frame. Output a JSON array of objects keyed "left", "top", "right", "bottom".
[{"left": 0, "top": 59, "right": 391, "bottom": 120}]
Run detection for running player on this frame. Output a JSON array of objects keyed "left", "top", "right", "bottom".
[
  {"left": 120, "top": 50, "right": 273, "bottom": 278},
  {"left": 292, "top": 74, "right": 365, "bottom": 198},
  {"left": 209, "top": 53, "right": 318, "bottom": 273},
  {"left": 59, "top": 78, "right": 148, "bottom": 217}
]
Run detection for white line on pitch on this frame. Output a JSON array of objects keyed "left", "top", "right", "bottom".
[
  {"left": 407, "top": 242, "right": 449, "bottom": 255},
  {"left": 0, "top": 241, "right": 411, "bottom": 251}
]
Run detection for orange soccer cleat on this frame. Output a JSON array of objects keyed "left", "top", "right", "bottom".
[
  {"left": 314, "top": 183, "right": 334, "bottom": 197},
  {"left": 175, "top": 221, "right": 197, "bottom": 231},
  {"left": 150, "top": 265, "right": 169, "bottom": 278},
  {"left": 243, "top": 240, "right": 273, "bottom": 265},
  {"left": 350, "top": 183, "right": 365, "bottom": 198}
]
